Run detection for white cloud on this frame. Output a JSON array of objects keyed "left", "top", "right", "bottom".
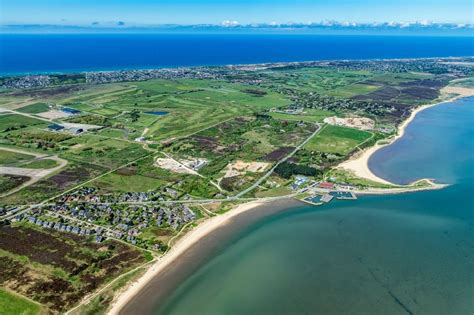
[{"left": 220, "top": 20, "right": 239, "bottom": 27}]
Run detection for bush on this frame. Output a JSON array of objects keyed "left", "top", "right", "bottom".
[{"left": 274, "top": 162, "right": 320, "bottom": 179}]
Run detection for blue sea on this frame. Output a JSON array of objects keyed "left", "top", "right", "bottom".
[{"left": 0, "top": 34, "right": 473, "bottom": 75}]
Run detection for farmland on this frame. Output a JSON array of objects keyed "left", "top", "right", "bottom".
[{"left": 0, "top": 57, "right": 471, "bottom": 313}]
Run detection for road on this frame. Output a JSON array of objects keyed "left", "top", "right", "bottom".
[
  {"left": 236, "top": 123, "right": 324, "bottom": 197},
  {"left": 0, "top": 146, "right": 68, "bottom": 198},
  {"left": 0, "top": 107, "right": 55, "bottom": 123}
]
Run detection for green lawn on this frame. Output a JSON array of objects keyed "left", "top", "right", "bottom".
[
  {"left": 93, "top": 173, "right": 166, "bottom": 192},
  {"left": 96, "top": 128, "right": 129, "bottom": 139},
  {"left": 90, "top": 107, "right": 121, "bottom": 116},
  {"left": 0, "top": 149, "right": 35, "bottom": 165},
  {"left": 327, "top": 83, "right": 379, "bottom": 98},
  {"left": 305, "top": 125, "right": 372, "bottom": 155},
  {"left": 0, "top": 114, "right": 47, "bottom": 131},
  {"left": 16, "top": 103, "right": 50, "bottom": 114},
  {"left": 0, "top": 289, "right": 41, "bottom": 315},
  {"left": 270, "top": 109, "right": 334, "bottom": 123},
  {"left": 23, "top": 159, "right": 59, "bottom": 169}
]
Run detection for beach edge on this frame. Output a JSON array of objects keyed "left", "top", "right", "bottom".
[{"left": 337, "top": 85, "right": 474, "bottom": 186}]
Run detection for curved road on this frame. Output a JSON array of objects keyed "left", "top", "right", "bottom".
[{"left": 0, "top": 146, "right": 68, "bottom": 198}]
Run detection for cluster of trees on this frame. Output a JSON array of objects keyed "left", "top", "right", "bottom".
[
  {"left": 274, "top": 161, "right": 320, "bottom": 179},
  {"left": 5, "top": 130, "right": 71, "bottom": 150},
  {"left": 241, "top": 88, "right": 268, "bottom": 97},
  {"left": 67, "top": 114, "right": 109, "bottom": 126},
  {"left": 3, "top": 124, "right": 27, "bottom": 132},
  {"left": 254, "top": 112, "right": 271, "bottom": 120},
  {"left": 130, "top": 109, "right": 140, "bottom": 122}
]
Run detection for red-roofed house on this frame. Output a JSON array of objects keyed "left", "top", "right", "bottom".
[{"left": 318, "top": 182, "right": 335, "bottom": 189}]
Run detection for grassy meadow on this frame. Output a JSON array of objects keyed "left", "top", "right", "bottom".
[
  {"left": 305, "top": 125, "right": 373, "bottom": 155},
  {"left": 0, "top": 289, "right": 41, "bottom": 315}
]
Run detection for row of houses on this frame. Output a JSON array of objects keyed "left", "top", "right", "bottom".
[{"left": 24, "top": 214, "right": 105, "bottom": 242}]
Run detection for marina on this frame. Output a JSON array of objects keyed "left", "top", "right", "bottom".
[
  {"left": 302, "top": 195, "right": 323, "bottom": 206},
  {"left": 301, "top": 190, "right": 357, "bottom": 206}
]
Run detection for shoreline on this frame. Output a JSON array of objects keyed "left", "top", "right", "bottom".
[
  {"left": 108, "top": 198, "right": 301, "bottom": 315},
  {"left": 337, "top": 85, "right": 474, "bottom": 186}
]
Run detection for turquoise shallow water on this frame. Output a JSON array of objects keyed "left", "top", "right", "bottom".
[{"left": 154, "top": 98, "right": 474, "bottom": 315}]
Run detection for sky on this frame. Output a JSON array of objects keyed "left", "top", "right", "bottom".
[{"left": 1, "top": 0, "right": 473, "bottom": 25}]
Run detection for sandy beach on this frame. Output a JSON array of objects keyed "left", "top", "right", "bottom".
[
  {"left": 353, "top": 180, "right": 448, "bottom": 195},
  {"left": 338, "top": 85, "right": 474, "bottom": 185},
  {"left": 108, "top": 198, "right": 298, "bottom": 315}
]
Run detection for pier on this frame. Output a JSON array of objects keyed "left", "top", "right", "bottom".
[{"left": 330, "top": 191, "right": 357, "bottom": 200}]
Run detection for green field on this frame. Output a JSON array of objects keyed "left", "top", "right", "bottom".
[
  {"left": 93, "top": 172, "right": 165, "bottom": 192},
  {"left": 305, "top": 125, "right": 372, "bottom": 155},
  {"left": 0, "top": 114, "right": 47, "bottom": 131},
  {"left": 59, "top": 136, "right": 149, "bottom": 169},
  {"left": 270, "top": 109, "right": 334, "bottom": 123},
  {"left": 0, "top": 289, "right": 41, "bottom": 315},
  {"left": 22, "top": 159, "right": 58, "bottom": 169},
  {"left": 0, "top": 149, "right": 35, "bottom": 165},
  {"left": 16, "top": 103, "right": 50, "bottom": 114}
]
